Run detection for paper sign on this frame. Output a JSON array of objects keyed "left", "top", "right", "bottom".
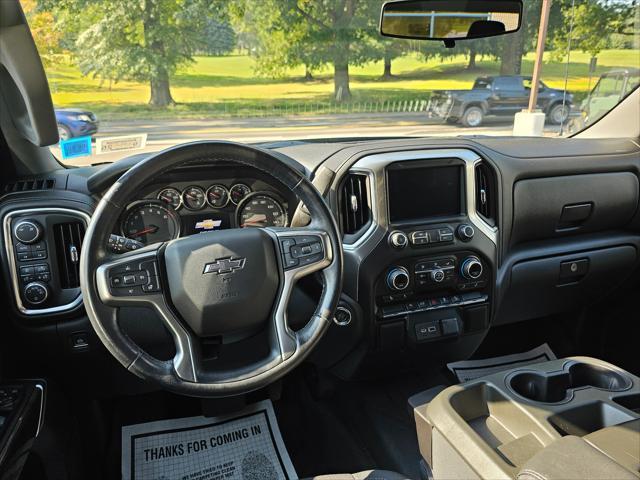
[
  {"left": 96, "top": 133, "right": 147, "bottom": 155},
  {"left": 122, "top": 400, "right": 297, "bottom": 480},
  {"left": 59, "top": 136, "right": 92, "bottom": 159}
]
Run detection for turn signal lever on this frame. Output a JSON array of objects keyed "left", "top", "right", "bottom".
[{"left": 107, "top": 234, "right": 144, "bottom": 254}]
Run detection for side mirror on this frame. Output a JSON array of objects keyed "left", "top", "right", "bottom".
[{"left": 380, "top": 0, "right": 523, "bottom": 42}]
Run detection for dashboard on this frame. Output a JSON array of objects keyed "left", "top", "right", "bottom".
[{"left": 1, "top": 136, "right": 639, "bottom": 389}]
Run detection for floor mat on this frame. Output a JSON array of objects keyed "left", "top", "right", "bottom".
[
  {"left": 447, "top": 343, "right": 557, "bottom": 383},
  {"left": 121, "top": 399, "right": 297, "bottom": 480}
]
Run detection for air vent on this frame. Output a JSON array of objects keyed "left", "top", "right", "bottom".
[
  {"left": 339, "top": 173, "right": 371, "bottom": 237},
  {"left": 2, "top": 178, "right": 55, "bottom": 194},
  {"left": 475, "top": 163, "right": 497, "bottom": 226},
  {"left": 53, "top": 221, "right": 85, "bottom": 289}
]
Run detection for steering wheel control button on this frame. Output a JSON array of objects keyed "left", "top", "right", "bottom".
[
  {"left": 280, "top": 234, "right": 324, "bottom": 270},
  {"left": 108, "top": 259, "right": 162, "bottom": 295},
  {"left": 140, "top": 260, "right": 160, "bottom": 277},
  {"left": 389, "top": 231, "right": 408, "bottom": 249},
  {"left": 279, "top": 237, "right": 296, "bottom": 252},
  {"left": 387, "top": 267, "right": 410, "bottom": 291},
  {"left": 142, "top": 278, "right": 161, "bottom": 292},
  {"left": 24, "top": 282, "right": 49, "bottom": 305},
  {"left": 283, "top": 254, "right": 299, "bottom": 268},
  {"left": 14, "top": 220, "right": 42, "bottom": 244},
  {"left": 457, "top": 224, "right": 475, "bottom": 242}
]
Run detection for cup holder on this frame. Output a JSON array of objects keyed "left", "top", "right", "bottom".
[{"left": 509, "top": 362, "right": 631, "bottom": 403}]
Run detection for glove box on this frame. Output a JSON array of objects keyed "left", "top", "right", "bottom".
[{"left": 495, "top": 245, "right": 637, "bottom": 325}]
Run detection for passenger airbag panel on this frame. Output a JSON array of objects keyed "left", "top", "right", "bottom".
[{"left": 512, "top": 173, "right": 639, "bottom": 245}]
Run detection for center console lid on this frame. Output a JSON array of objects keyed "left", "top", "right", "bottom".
[{"left": 412, "top": 357, "right": 640, "bottom": 479}]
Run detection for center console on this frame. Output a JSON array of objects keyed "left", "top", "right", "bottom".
[
  {"left": 340, "top": 149, "right": 498, "bottom": 363},
  {"left": 411, "top": 357, "right": 640, "bottom": 479}
]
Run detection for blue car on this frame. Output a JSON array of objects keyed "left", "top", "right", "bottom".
[{"left": 55, "top": 108, "right": 99, "bottom": 141}]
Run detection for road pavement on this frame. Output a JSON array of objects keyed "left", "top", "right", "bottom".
[{"left": 54, "top": 112, "right": 562, "bottom": 166}]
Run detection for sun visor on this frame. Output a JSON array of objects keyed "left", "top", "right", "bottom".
[{"left": 0, "top": 2, "right": 58, "bottom": 147}]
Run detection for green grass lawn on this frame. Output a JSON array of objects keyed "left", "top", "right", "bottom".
[{"left": 45, "top": 49, "right": 640, "bottom": 120}]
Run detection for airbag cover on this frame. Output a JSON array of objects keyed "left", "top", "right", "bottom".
[{"left": 164, "top": 229, "right": 279, "bottom": 337}]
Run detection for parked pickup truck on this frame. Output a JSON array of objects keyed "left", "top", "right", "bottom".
[{"left": 427, "top": 75, "right": 573, "bottom": 127}]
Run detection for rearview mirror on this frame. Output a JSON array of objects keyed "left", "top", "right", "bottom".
[{"left": 380, "top": 0, "right": 523, "bottom": 41}]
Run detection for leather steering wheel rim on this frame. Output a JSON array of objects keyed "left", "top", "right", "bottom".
[{"left": 80, "top": 141, "right": 343, "bottom": 397}]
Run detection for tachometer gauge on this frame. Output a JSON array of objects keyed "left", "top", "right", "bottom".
[
  {"left": 230, "top": 183, "right": 251, "bottom": 205},
  {"left": 121, "top": 201, "right": 180, "bottom": 245},
  {"left": 206, "top": 184, "right": 229, "bottom": 208},
  {"left": 182, "top": 186, "right": 206, "bottom": 210},
  {"left": 238, "top": 193, "right": 287, "bottom": 228},
  {"left": 157, "top": 187, "right": 182, "bottom": 210}
]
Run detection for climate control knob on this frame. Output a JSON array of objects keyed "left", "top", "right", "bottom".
[
  {"left": 386, "top": 267, "right": 410, "bottom": 291},
  {"left": 431, "top": 269, "right": 446, "bottom": 283},
  {"left": 461, "top": 256, "right": 483, "bottom": 280},
  {"left": 14, "top": 220, "right": 42, "bottom": 244},
  {"left": 24, "top": 282, "right": 49, "bottom": 305},
  {"left": 457, "top": 224, "right": 475, "bottom": 242},
  {"left": 388, "top": 231, "right": 408, "bottom": 249}
]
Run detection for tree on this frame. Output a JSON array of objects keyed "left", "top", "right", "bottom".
[
  {"left": 550, "top": 0, "right": 636, "bottom": 59},
  {"left": 49, "top": 0, "right": 224, "bottom": 106},
  {"left": 375, "top": 38, "right": 410, "bottom": 79},
  {"left": 500, "top": 0, "right": 545, "bottom": 75},
  {"left": 200, "top": 20, "right": 237, "bottom": 56},
  {"left": 21, "top": 0, "right": 63, "bottom": 64},
  {"left": 231, "top": 0, "right": 381, "bottom": 101}
]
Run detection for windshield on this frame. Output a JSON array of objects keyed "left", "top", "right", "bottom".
[{"left": 21, "top": 0, "right": 640, "bottom": 166}]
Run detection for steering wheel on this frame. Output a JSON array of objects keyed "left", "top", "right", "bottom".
[{"left": 80, "top": 141, "right": 343, "bottom": 397}]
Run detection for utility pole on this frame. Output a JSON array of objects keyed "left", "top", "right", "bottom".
[
  {"left": 513, "top": 0, "right": 553, "bottom": 135},
  {"left": 528, "top": 0, "right": 552, "bottom": 112}
]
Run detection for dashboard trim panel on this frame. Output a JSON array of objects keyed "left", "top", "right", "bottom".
[
  {"left": 2, "top": 207, "right": 91, "bottom": 316},
  {"left": 343, "top": 149, "right": 498, "bottom": 251}
]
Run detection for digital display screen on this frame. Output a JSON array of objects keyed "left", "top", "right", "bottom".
[
  {"left": 387, "top": 165, "right": 462, "bottom": 222},
  {"left": 182, "top": 214, "right": 231, "bottom": 235}
]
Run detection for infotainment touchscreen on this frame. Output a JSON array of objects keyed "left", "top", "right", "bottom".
[{"left": 387, "top": 164, "right": 462, "bottom": 222}]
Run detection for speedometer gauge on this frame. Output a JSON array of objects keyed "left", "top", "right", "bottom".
[
  {"left": 157, "top": 187, "right": 182, "bottom": 210},
  {"left": 238, "top": 193, "right": 287, "bottom": 228},
  {"left": 182, "top": 186, "right": 206, "bottom": 210},
  {"left": 122, "top": 201, "right": 180, "bottom": 245}
]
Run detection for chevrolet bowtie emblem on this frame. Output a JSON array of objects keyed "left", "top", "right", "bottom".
[{"left": 203, "top": 257, "right": 246, "bottom": 275}]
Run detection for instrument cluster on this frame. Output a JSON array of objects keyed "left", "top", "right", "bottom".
[{"left": 119, "top": 180, "right": 289, "bottom": 246}]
